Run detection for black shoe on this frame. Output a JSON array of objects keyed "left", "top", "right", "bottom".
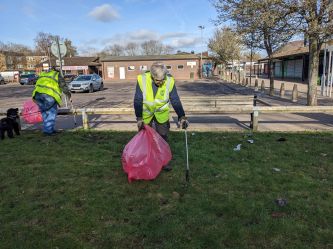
[
  {"left": 43, "top": 132, "right": 56, "bottom": 136},
  {"left": 163, "top": 164, "right": 172, "bottom": 171}
]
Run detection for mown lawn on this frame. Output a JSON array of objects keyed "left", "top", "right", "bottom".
[{"left": 0, "top": 130, "right": 332, "bottom": 249}]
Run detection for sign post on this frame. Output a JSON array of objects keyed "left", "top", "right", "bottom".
[
  {"left": 51, "top": 37, "right": 68, "bottom": 107},
  {"left": 50, "top": 37, "right": 67, "bottom": 77}
]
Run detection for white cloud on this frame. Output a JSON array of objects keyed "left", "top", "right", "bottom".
[
  {"left": 78, "top": 30, "right": 202, "bottom": 54},
  {"left": 160, "top": 32, "right": 188, "bottom": 40},
  {"left": 89, "top": 4, "right": 119, "bottom": 22},
  {"left": 169, "top": 37, "right": 200, "bottom": 48},
  {"left": 128, "top": 29, "right": 159, "bottom": 41}
]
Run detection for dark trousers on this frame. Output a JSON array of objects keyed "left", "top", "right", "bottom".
[{"left": 149, "top": 117, "right": 170, "bottom": 142}]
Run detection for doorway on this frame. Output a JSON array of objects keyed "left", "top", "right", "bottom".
[{"left": 119, "top": 67, "right": 126, "bottom": 80}]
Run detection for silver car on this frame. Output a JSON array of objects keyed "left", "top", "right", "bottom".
[{"left": 69, "top": 74, "right": 103, "bottom": 93}]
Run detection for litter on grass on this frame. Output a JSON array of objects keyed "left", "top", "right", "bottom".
[
  {"left": 275, "top": 198, "right": 288, "bottom": 207},
  {"left": 247, "top": 139, "right": 254, "bottom": 144},
  {"left": 233, "top": 144, "right": 241, "bottom": 151},
  {"left": 272, "top": 168, "right": 281, "bottom": 172}
]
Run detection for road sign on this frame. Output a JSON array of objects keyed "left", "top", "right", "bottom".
[
  {"left": 51, "top": 41, "right": 67, "bottom": 58},
  {"left": 56, "top": 60, "right": 65, "bottom": 66}
]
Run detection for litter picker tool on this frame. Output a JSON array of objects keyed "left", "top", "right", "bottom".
[{"left": 184, "top": 127, "right": 190, "bottom": 182}]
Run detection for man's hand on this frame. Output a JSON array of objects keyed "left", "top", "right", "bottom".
[
  {"left": 137, "top": 117, "right": 144, "bottom": 131},
  {"left": 179, "top": 116, "right": 189, "bottom": 129}
]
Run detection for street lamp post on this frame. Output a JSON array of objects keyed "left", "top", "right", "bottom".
[{"left": 198, "top": 25, "right": 205, "bottom": 78}]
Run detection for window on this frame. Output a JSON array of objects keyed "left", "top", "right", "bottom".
[
  {"left": 128, "top": 66, "right": 135, "bottom": 71},
  {"left": 177, "top": 65, "right": 184, "bottom": 70},
  {"left": 166, "top": 65, "right": 172, "bottom": 70},
  {"left": 17, "top": 64, "right": 24, "bottom": 69},
  {"left": 140, "top": 65, "right": 147, "bottom": 71}
]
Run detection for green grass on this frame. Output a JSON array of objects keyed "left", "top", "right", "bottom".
[{"left": 0, "top": 130, "right": 332, "bottom": 249}]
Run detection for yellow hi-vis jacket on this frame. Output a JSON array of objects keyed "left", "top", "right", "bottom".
[
  {"left": 32, "top": 70, "right": 63, "bottom": 106},
  {"left": 137, "top": 72, "right": 175, "bottom": 124}
]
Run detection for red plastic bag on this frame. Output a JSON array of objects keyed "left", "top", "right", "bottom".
[
  {"left": 122, "top": 125, "right": 172, "bottom": 183},
  {"left": 22, "top": 99, "right": 43, "bottom": 124}
]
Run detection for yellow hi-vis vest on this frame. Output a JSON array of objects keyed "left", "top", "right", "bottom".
[
  {"left": 137, "top": 72, "right": 175, "bottom": 124},
  {"left": 32, "top": 70, "right": 63, "bottom": 106}
]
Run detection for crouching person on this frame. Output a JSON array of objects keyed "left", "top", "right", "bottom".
[
  {"left": 134, "top": 61, "right": 189, "bottom": 171},
  {"left": 32, "top": 66, "right": 71, "bottom": 136}
]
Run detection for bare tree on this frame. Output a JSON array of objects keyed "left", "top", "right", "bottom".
[
  {"left": 103, "top": 44, "right": 124, "bottom": 56},
  {"left": 141, "top": 40, "right": 164, "bottom": 55},
  {"left": 124, "top": 42, "right": 139, "bottom": 56},
  {"left": 288, "top": 0, "right": 333, "bottom": 105},
  {"left": 212, "top": 0, "right": 296, "bottom": 95},
  {"left": 34, "top": 32, "right": 55, "bottom": 56},
  {"left": 162, "top": 45, "right": 174, "bottom": 55},
  {"left": 34, "top": 32, "right": 78, "bottom": 58},
  {"left": 64, "top": 39, "right": 78, "bottom": 57}
]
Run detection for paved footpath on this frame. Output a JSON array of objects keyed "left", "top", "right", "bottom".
[{"left": 1, "top": 79, "right": 332, "bottom": 132}]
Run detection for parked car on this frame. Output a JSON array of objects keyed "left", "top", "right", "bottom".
[
  {"left": 69, "top": 74, "right": 103, "bottom": 93},
  {"left": 0, "top": 74, "right": 5, "bottom": 85},
  {"left": 64, "top": 74, "right": 77, "bottom": 83},
  {"left": 19, "top": 74, "right": 38, "bottom": 85}
]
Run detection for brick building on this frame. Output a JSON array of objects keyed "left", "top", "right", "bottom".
[
  {"left": 35, "top": 57, "right": 101, "bottom": 75},
  {"left": 100, "top": 54, "right": 212, "bottom": 82},
  {"left": 0, "top": 51, "right": 47, "bottom": 72}
]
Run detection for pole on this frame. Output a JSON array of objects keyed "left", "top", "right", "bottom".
[
  {"left": 184, "top": 128, "right": 189, "bottom": 182},
  {"left": 47, "top": 44, "right": 52, "bottom": 69},
  {"left": 322, "top": 42, "right": 327, "bottom": 96},
  {"left": 56, "top": 36, "right": 64, "bottom": 78},
  {"left": 198, "top": 25, "right": 204, "bottom": 78}
]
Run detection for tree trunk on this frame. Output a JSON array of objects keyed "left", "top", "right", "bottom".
[
  {"left": 307, "top": 36, "right": 319, "bottom": 106},
  {"left": 268, "top": 57, "right": 275, "bottom": 96}
]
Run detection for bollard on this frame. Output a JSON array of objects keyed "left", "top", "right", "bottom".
[
  {"left": 292, "top": 84, "right": 298, "bottom": 102},
  {"left": 280, "top": 83, "right": 285, "bottom": 97},
  {"left": 254, "top": 79, "right": 259, "bottom": 91},
  {"left": 82, "top": 108, "right": 90, "bottom": 129},
  {"left": 261, "top": 80, "right": 265, "bottom": 93}
]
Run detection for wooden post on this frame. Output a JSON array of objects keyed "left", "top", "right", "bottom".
[
  {"left": 261, "top": 80, "right": 265, "bottom": 92},
  {"left": 292, "top": 84, "right": 298, "bottom": 103},
  {"left": 82, "top": 108, "right": 89, "bottom": 129},
  {"left": 280, "top": 83, "right": 285, "bottom": 97},
  {"left": 254, "top": 79, "right": 259, "bottom": 91}
]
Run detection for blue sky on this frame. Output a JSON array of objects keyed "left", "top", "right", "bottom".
[{"left": 0, "top": 0, "right": 218, "bottom": 55}]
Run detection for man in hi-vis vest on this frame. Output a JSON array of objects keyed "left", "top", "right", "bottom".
[
  {"left": 32, "top": 66, "right": 71, "bottom": 136},
  {"left": 134, "top": 61, "right": 189, "bottom": 171}
]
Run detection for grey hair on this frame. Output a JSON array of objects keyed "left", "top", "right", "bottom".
[{"left": 150, "top": 61, "right": 167, "bottom": 80}]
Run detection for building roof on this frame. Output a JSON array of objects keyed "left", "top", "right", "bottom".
[
  {"left": 259, "top": 39, "right": 333, "bottom": 61},
  {"left": 100, "top": 54, "right": 206, "bottom": 62},
  {"left": 35, "top": 56, "right": 100, "bottom": 67}
]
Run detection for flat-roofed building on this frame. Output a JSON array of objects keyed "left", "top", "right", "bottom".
[{"left": 100, "top": 54, "right": 211, "bottom": 82}]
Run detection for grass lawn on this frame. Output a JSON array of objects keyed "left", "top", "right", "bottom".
[{"left": 0, "top": 130, "right": 332, "bottom": 249}]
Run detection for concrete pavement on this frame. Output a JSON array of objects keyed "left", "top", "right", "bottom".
[{"left": 1, "top": 79, "right": 332, "bottom": 132}]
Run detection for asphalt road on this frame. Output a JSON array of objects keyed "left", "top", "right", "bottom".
[{"left": 1, "top": 79, "right": 332, "bottom": 132}]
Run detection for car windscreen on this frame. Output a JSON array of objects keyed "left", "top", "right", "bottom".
[
  {"left": 75, "top": 76, "right": 92, "bottom": 81},
  {"left": 20, "top": 74, "right": 35, "bottom": 79}
]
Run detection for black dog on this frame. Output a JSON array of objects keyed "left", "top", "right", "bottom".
[{"left": 0, "top": 108, "right": 21, "bottom": 139}]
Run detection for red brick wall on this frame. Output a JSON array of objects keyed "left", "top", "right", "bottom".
[{"left": 102, "top": 59, "right": 202, "bottom": 82}]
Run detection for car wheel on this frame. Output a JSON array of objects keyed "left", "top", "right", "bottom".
[
  {"left": 0, "top": 80, "right": 4, "bottom": 85},
  {"left": 99, "top": 82, "right": 104, "bottom": 91},
  {"left": 89, "top": 84, "right": 94, "bottom": 93}
]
